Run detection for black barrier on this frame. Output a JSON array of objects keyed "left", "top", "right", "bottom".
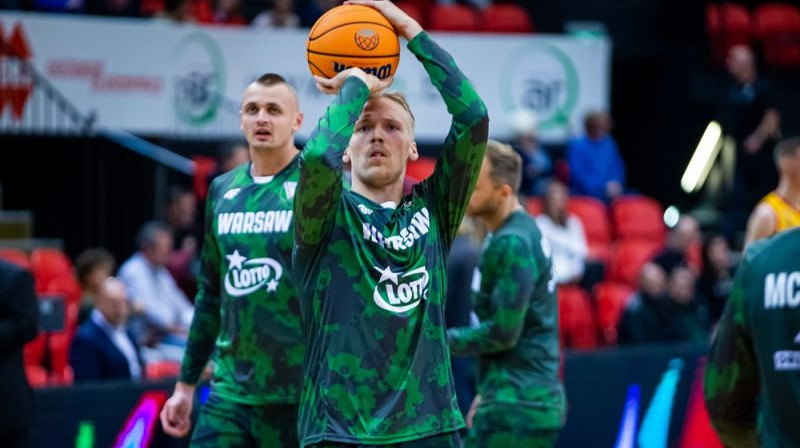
[{"left": 31, "top": 344, "right": 710, "bottom": 448}]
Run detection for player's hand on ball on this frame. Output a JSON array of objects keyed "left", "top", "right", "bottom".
[
  {"left": 314, "top": 68, "right": 392, "bottom": 95},
  {"left": 344, "top": 0, "right": 423, "bottom": 40}
]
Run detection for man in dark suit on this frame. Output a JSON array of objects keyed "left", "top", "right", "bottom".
[
  {"left": 71, "top": 277, "right": 144, "bottom": 381},
  {"left": 0, "top": 259, "right": 39, "bottom": 448}
]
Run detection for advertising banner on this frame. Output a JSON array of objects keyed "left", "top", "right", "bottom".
[{"left": 0, "top": 12, "right": 610, "bottom": 143}]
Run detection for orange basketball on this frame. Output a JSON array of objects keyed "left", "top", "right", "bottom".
[{"left": 307, "top": 4, "right": 400, "bottom": 80}]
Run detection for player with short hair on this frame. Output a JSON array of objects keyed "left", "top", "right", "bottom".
[
  {"left": 160, "top": 73, "right": 305, "bottom": 447},
  {"left": 448, "top": 140, "right": 565, "bottom": 448},
  {"left": 292, "top": 0, "right": 489, "bottom": 446},
  {"left": 744, "top": 136, "right": 800, "bottom": 246},
  {"left": 705, "top": 227, "right": 800, "bottom": 447}
]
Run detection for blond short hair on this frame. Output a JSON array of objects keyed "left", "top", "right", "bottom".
[{"left": 485, "top": 139, "right": 522, "bottom": 194}]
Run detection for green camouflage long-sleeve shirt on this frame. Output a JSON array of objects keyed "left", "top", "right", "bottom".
[
  {"left": 448, "top": 210, "right": 565, "bottom": 429},
  {"left": 293, "top": 32, "right": 489, "bottom": 447},
  {"left": 705, "top": 227, "right": 800, "bottom": 448},
  {"left": 178, "top": 160, "right": 305, "bottom": 404}
]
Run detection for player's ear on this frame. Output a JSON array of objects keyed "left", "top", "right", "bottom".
[
  {"left": 407, "top": 141, "right": 419, "bottom": 162},
  {"left": 342, "top": 147, "right": 351, "bottom": 164},
  {"left": 293, "top": 112, "right": 304, "bottom": 133}
]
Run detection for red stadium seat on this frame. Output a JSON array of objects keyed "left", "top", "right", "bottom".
[
  {"left": 146, "top": 360, "right": 182, "bottom": 380},
  {"left": 0, "top": 248, "right": 31, "bottom": 269},
  {"left": 48, "top": 301, "right": 78, "bottom": 386},
  {"left": 607, "top": 240, "right": 662, "bottom": 288},
  {"left": 567, "top": 196, "right": 611, "bottom": 261},
  {"left": 753, "top": 3, "right": 800, "bottom": 68},
  {"left": 396, "top": 2, "right": 426, "bottom": 28},
  {"left": 24, "top": 333, "right": 47, "bottom": 367},
  {"left": 593, "top": 281, "right": 634, "bottom": 345},
  {"left": 406, "top": 156, "right": 437, "bottom": 181},
  {"left": 525, "top": 197, "right": 543, "bottom": 216},
  {"left": 481, "top": 4, "right": 533, "bottom": 33},
  {"left": 44, "top": 276, "right": 82, "bottom": 306},
  {"left": 30, "top": 248, "right": 75, "bottom": 292},
  {"left": 706, "top": 3, "right": 752, "bottom": 65},
  {"left": 428, "top": 4, "right": 481, "bottom": 32},
  {"left": 558, "top": 285, "right": 597, "bottom": 349},
  {"left": 26, "top": 365, "right": 48, "bottom": 388},
  {"left": 611, "top": 195, "right": 666, "bottom": 242}
]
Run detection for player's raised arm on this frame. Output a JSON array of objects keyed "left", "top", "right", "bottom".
[
  {"left": 294, "top": 69, "right": 389, "bottom": 248},
  {"left": 348, "top": 0, "right": 490, "bottom": 245}
]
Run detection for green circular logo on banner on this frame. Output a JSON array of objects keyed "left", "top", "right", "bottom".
[
  {"left": 173, "top": 31, "right": 226, "bottom": 127},
  {"left": 500, "top": 42, "right": 579, "bottom": 131}
]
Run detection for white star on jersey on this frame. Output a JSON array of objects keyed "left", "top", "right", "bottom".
[{"left": 226, "top": 250, "right": 246, "bottom": 270}]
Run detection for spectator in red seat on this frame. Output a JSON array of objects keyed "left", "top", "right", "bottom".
[
  {"left": 71, "top": 277, "right": 144, "bottom": 382},
  {"left": 662, "top": 266, "right": 710, "bottom": 344},
  {"left": 617, "top": 262, "right": 668, "bottom": 345},
  {"left": 698, "top": 234, "right": 736, "bottom": 325},
  {"left": 75, "top": 247, "right": 116, "bottom": 325},
  {"left": 566, "top": 110, "right": 626, "bottom": 203},
  {"left": 717, "top": 45, "right": 782, "bottom": 245},
  {"left": 651, "top": 215, "right": 701, "bottom": 275},
  {"left": 118, "top": 221, "right": 193, "bottom": 362},
  {"left": 252, "top": 0, "right": 300, "bottom": 28},
  {"left": 0, "top": 260, "right": 38, "bottom": 448},
  {"left": 509, "top": 108, "right": 553, "bottom": 197},
  {"left": 211, "top": 0, "right": 247, "bottom": 25},
  {"left": 535, "top": 180, "right": 588, "bottom": 285},
  {"left": 164, "top": 186, "right": 201, "bottom": 300}
]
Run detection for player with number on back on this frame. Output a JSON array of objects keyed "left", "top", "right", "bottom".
[
  {"left": 292, "top": 0, "right": 489, "bottom": 446},
  {"left": 705, "top": 227, "right": 800, "bottom": 448},
  {"left": 447, "top": 140, "right": 566, "bottom": 448},
  {"left": 160, "top": 73, "right": 305, "bottom": 448}
]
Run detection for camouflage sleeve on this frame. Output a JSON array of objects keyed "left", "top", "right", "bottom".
[
  {"left": 294, "top": 77, "right": 371, "bottom": 247},
  {"left": 703, "top": 256, "right": 760, "bottom": 448},
  {"left": 179, "top": 181, "right": 222, "bottom": 385},
  {"left": 410, "top": 32, "right": 489, "bottom": 246},
  {"left": 447, "top": 234, "right": 538, "bottom": 355}
]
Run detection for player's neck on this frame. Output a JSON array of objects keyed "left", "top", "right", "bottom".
[
  {"left": 250, "top": 145, "right": 299, "bottom": 177},
  {"left": 776, "top": 181, "right": 800, "bottom": 208},
  {"left": 351, "top": 178, "right": 404, "bottom": 206},
  {"left": 485, "top": 196, "right": 522, "bottom": 232}
]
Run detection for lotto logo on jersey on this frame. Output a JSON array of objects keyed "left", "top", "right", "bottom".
[
  {"left": 372, "top": 265, "right": 429, "bottom": 313},
  {"left": 223, "top": 249, "right": 283, "bottom": 297}
]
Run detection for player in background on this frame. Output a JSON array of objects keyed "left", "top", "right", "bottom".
[
  {"left": 705, "top": 227, "right": 800, "bottom": 447},
  {"left": 292, "top": 0, "right": 489, "bottom": 446},
  {"left": 160, "top": 73, "right": 305, "bottom": 448},
  {"left": 448, "top": 140, "right": 565, "bottom": 448},
  {"left": 744, "top": 136, "right": 800, "bottom": 246}
]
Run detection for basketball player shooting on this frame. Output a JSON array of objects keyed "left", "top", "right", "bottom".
[{"left": 291, "top": 0, "right": 489, "bottom": 446}]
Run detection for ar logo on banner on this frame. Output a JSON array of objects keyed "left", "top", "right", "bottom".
[
  {"left": 172, "top": 31, "right": 226, "bottom": 127},
  {"left": 499, "top": 43, "right": 579, "bottom": 138},
  {"left": 0, "top": 22, "right": 34, "bottom": 122}
]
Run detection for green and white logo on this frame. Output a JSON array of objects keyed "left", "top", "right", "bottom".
[
  {"left": 500, "top": 43, "right": 579, "bottom": 132},
  {"left": 173, "top": 31, "right": 225, "bottom": 127},
  {"left": 372, "top": 265, "right": 429, "bottom": 313}
]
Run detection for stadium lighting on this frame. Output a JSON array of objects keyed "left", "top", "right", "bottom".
[
  {"left": 663, "top": 206, "right": 680, "bottom": 228},
  {"left": 681, "top": 121, "right": 723, "bottom": 193}
]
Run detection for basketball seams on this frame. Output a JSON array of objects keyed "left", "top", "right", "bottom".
[
  {"left": 306, "top": 50, "right": 400, "bottom": 58},
  {"left": 308, "top": 22, "right": 398, "bottom": 42}
]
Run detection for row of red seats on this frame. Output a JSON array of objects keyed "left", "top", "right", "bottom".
[
  {"left": 559, "top": 282, "right": 635, "bottom": 349},
  {"left": 397, "top": 2, "right": 533, "bottom": 33},
  {"left": 706, "top": 2, "right": 800, "bottom": 68},
  {"left": 0, "top": 248, "right": 180, "bottom": 386}
]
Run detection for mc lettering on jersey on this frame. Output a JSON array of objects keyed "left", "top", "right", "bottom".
[
  {"left": 764, "top": 271, "right": 800, "bottom": 309},
  {"left": 372, "top": 265, "right": 429, "bottom": 313},
  {"left": 217, "top": 210, "right": 293, "bottom": 235},
  {"left": 362, "top": 207, "right": 430, "bottom": 251}
]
